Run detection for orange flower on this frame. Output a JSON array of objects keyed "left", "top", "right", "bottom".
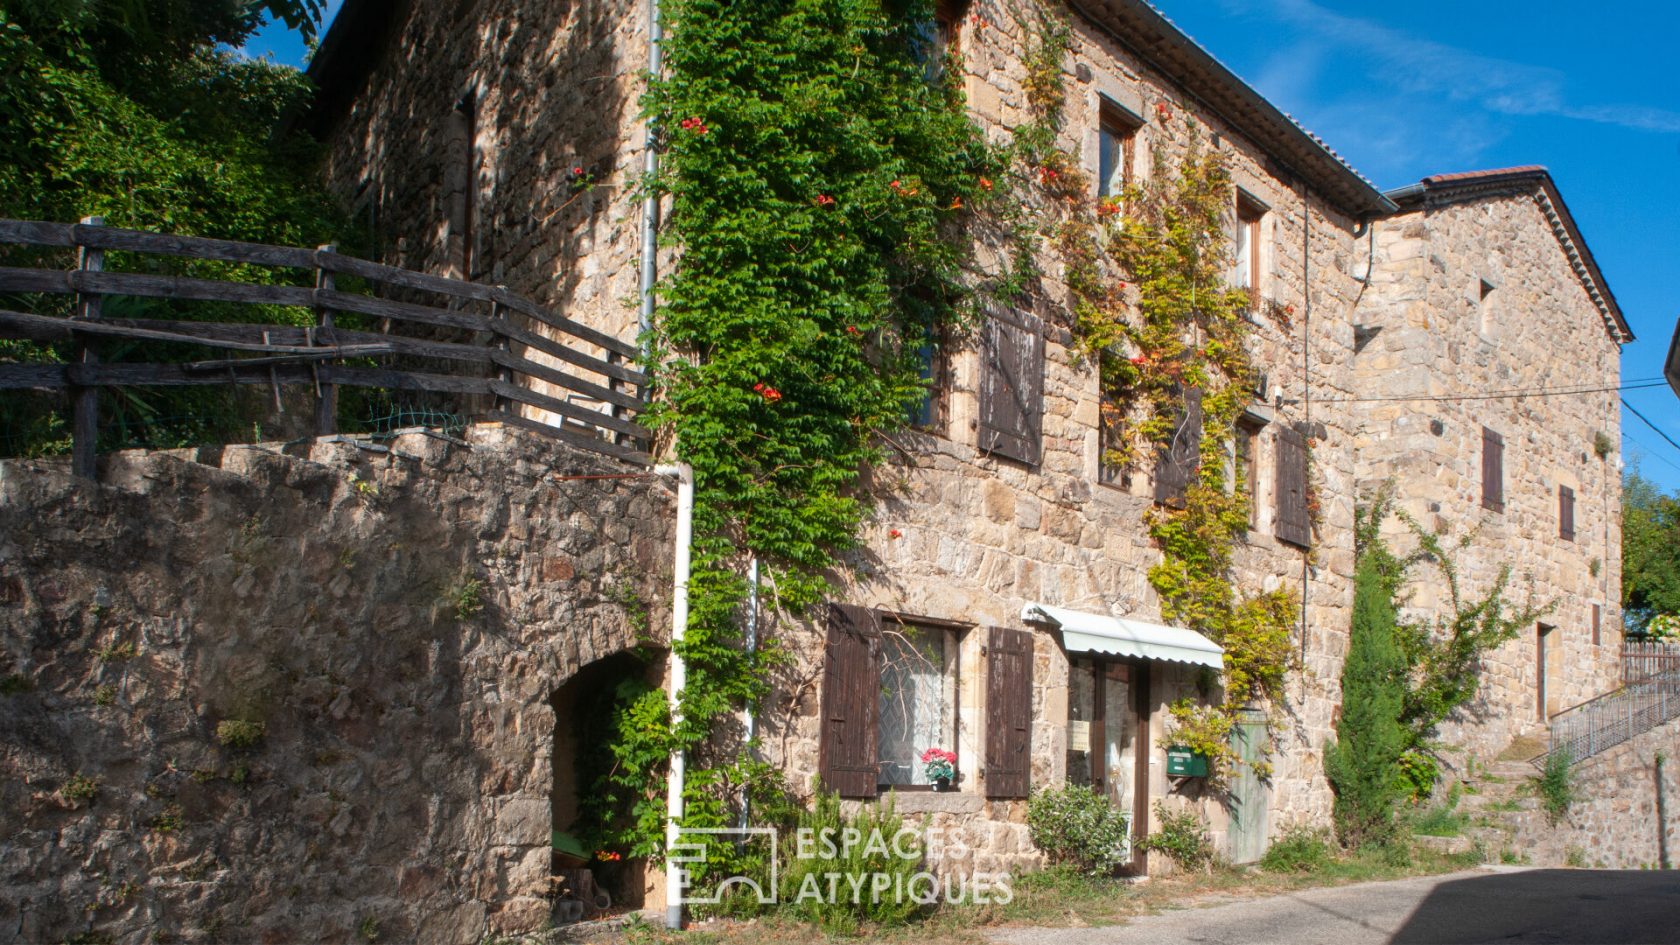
[
  {"left": 888, "top": 529, "right": 903, "bottom": 539},
  {"left": 978, "top": 176, "right": 993, "bottom": 191}
]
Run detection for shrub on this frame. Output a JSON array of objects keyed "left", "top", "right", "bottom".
[
  {"left": 61, "top": 773, "right": 98, "bottom": 806},
  {"left": 1026, "top": 784, "right": 1131, "bottom": 876},
  {"left": 216, "top": 718, "right": 265, "bottom": 750},
  {"left": 1325, "top": 553, "right": 1408, "bottom": 847},
  {"left": 1259, "top": 825, "right": 1332, "bottom": 873},
  {"left": 1136, "top": 801, "right": 1217, "bottom": 873},
  {"left": 777, "top": 790, "right": 927, "bottom": 932},
  {"left": 1536, "top": 749, "right": 1575, "bottom": 825}
]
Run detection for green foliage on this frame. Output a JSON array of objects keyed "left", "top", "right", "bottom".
[
  {"left": 1325, "top": 553, "right": 1409, "bottom": 847},
  {"left": 0, "top": 2, "right": 348, "bottom": 456},
  {"left": 779, "top": 790, "right": 926, "bottom": 932},
  {"left": 1136, "top": 801, "right": 1217, "bottom": 873},
  {"left": 1405, "top": 801, "right": 1470, "bottom": 839},
  {"left": 1396, "top": 749, "right": 1440, "bottom": 802},
  {"left": 1, "top": 673, "right": 36, "bottom": 695},
  {"left": 60, "top": 772, "right": 98, "bottom": 805},
  {"left": 1026, "top": 784, "right": 1132, "bottom": 876},
  {"left": 94, "top": 641, "right": 136, "bottom": 663},
  {"left": 215, "top": 718, "right": 265, "bottom": 750},
  {"left": 606, "top": 0, "right": 997, "bottom": 857},
  {"left": 151, "top": 803, "right": 184, "bottom": 833},
  {"left": 1165, "top": 700, "right": 1236, "bottom": 777},
  {"left": 448, "top": 577, "right": 484, "bottom": 622},
  {"left": 1624, "top": 471, "right": 1680, "bottom": 634},
  {"left": 1536, "top": 749, "right": 1575, "bottom": 826},
  {"left": 1258, "top": 825, "right": 1333, "bottom": 873}
]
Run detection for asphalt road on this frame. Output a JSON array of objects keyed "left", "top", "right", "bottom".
[{"left": 991, "top": 867, "right": 1680, "bottom": 945}]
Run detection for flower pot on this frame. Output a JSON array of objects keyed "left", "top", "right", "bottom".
[{"left": 932, "top": 776, "right": 952, "bottom": 792}]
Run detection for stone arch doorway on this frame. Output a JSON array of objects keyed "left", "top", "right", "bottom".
[{"left": 549, "top": 650, "right": 663, "bottom": 921}]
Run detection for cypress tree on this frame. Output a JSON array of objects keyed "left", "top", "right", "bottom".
[{"left": 1325, "top": 553, "right": 1409, "bottom": 847}]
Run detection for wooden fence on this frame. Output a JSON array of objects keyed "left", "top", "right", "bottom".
[
  {"left": 0, "top": 217, "right": 651, "bottom": 470},
  {"left": 1622, "top": 640, "right": 1680, "bottom": 685}
]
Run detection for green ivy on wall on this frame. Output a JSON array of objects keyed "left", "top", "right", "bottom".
[{"left": 597, "top": 0, "right": 1001, "bottom": 860}]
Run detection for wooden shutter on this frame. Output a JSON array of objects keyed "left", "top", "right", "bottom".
[
  {"left": 818, "top": 603, "right": 881, "bottom": 798},
  {"left": 1560, "top": 485, "right": 1576, "bottom": 541},
  {"left": 1274, "top": 425, "right": 1310, "bottom": 548},
  {"left": 1481, "top": 428, "right": 1504, "bottom": 512},
  {"left": 984, "top": 626, "right": 1033, "bottom": 799},
  {"left": 978, "top": 309, "right": 1043, "bottom": 465},
  {"left": 1153, "top": 386, "right": 1203, "bottom": 506}
]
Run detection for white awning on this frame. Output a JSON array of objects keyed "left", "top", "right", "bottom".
[{"left": 1020, "top": 602, "right": 1224, "bottom": 670}]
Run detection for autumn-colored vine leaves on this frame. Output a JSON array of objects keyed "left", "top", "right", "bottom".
[{"left": 1017, "top": 7, "right": 1297, "bottom": 776}]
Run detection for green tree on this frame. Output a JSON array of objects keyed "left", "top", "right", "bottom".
[
  {"left": 1624, "top": 471, "right": 1680, "bottom": 634},
  {"left": 1325, "top": 552, "right": 1409, "bottom": 847},
  {"left": 0, "top": 0, "right": 348, "bottom": 456}
]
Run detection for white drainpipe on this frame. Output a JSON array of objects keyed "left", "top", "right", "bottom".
[{"left": 653, "top": 462, "right": 692, "bottom": 929}]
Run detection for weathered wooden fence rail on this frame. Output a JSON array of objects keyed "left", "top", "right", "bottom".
[
  {"left": 0, "top": 217, "right": 651, "bottom": 469},
  {"left": 1623, "top": 640, "right": 1680, "bottom": 685}
]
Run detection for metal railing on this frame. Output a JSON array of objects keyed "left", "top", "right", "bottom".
[{"left": 1545, "top": 664, "right": 1680, "bottom": 767}]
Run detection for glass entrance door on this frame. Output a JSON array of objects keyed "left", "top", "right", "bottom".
[{"left": 1066, "top": 657, "right": 1145, "bottom": 862}]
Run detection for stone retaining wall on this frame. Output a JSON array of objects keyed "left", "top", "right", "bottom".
[{"left": 0, "top": 425, "right": 672, "bottom": 944}]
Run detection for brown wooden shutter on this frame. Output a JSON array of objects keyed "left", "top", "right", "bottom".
[
  {"left": 984, "top": 626, "right": 1033, "bottom": 799},
  {"left": 1482, "top": 428, "right": 1504, "bottom": 512},
  {"left": 1153, "top": 386, "right": 1203, "bottom": 507},
  {"left": 1274, "top": 425, "right": 1311, "bottom": 548},
  {"left": 818, "top": 603, "right": 881, "bottom": 798},
  {"left": 979, "top": 309, "right": 1043, "bottom": 465},
  {"left": 1560, "top": 485, "right": 1576, "bottom": 541}
]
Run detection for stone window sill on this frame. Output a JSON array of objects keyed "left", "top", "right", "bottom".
[{"left": 880, "top": 791, "right": 985, "bottom": 814}]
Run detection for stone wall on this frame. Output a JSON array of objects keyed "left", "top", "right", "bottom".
[
  {"left": 754, "top": 5, "right": 1370, "bottom": 873},
  {"left": 1352, "top": 191, "right": 1625, "bottom": 763},
  {"left": 0, "top": 425, "right": 672, "bottom": 944},
  {"left": 1500, "top": 720, "right": 1680, "bottom": 869}
]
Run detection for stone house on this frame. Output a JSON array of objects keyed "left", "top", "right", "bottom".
[{"left": 299, "top": 0, "right": 1627, "bottom": 928}]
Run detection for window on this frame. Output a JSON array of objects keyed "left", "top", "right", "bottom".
[
  {"left": 1235, "top": 418, "right": 1262, "bottom": 529},
  {"left": 1098, "top": 350, "right": 1129, "bottom": 487},
  {"left": 447, "top": 91, "right": 479, "bottom": 280},
  {"left": 1593, "top": 603, "right": 1603, "bottom": 647},
  {"left": 1065, "top": 657, "right": 1145, "bottom": 855},
  {"left": 1234, "top": 193, "right": 1266, "bottom": 310},
  {"left": 820, "top": 605, "right": 981, "bottom": 797},
  {"left": 1477, "top": 279, "right": 1497, "bottom": 336},
  {"left": 878, "top": 620, "right": 958, "bottom": 788},
  {"left": 1097, "top": 101, "right": 1140, "bottom": 200},
  {"left": 909, "top": 330, "right": 947, "bottom": 432},
  {"left": 1274, "top": 425, "right": 1310, "bottom": 548},
  {"left": 1153, "top": 385, "right": 1203, "bottom": 507},
  {"left": 1559, "top": 484, "right": 1576, "bottom": 541},
  {"left": 978, "top": 308, "right": 1044, "bottom": 465},
  {"left": 913, "top": 0, "right": 967, "bottom": 83},
  {"left": 1482, "top": 427, "right": 1505, "bottom": 512}
]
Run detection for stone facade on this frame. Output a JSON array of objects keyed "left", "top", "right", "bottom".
[
  {"left": 74, "top": 0, "right": 1627, "bottom": 928},
  {"left": 0, "top": 426, "right": 673, "bottom": 944},
  {"left": 1351, "top": 174, "right": 1628, "bottom": 764}
]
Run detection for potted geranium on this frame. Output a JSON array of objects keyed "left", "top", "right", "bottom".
[{"left": 920, "top": 747, "right": 957, "bottom": 791}]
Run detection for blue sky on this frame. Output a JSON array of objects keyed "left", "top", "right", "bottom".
[{"left": 244, "top": 1, "right": 1680, "bottom": 490}]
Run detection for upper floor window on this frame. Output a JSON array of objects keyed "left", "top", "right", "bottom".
[
  {"left": 909, "top": 328, "right": 947, "bottom": 433},
  {"left": 1234, "top": 193, "right": 1266, "bottom": 310},
  {"left": 1235, "top": 416, "right": 1263, "bottom": 530},
  {"left": 1098, "top": 101, "right": 1140, "bottom": 200},
  {"left": 914, "top": 0, "right": 968, "bottom": 83},
  {"left": 1482, "top": 427, "right": 1505, "bottom": 512}
]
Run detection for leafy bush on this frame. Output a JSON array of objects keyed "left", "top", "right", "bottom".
[
  {"left": 778, "top": 790, "right": 927, "bottom": 932},
  {"left": 60, "top": 773, "right": 99, "bottom": 806},
  {"left": 1536, "top": 749, "right": 1575, "bottom": 825},
  {"left": 1136, "top": 801, "right": 1217, "bottom": 873},
  {"left": 1259, "top": 825, "right": 1332, "bottom": 873},
  {"left": 1026, "top": 784, "right": 1131, "bottom": 876},
  {"left": 215, "top": 718, "right": 265, "bottom": 750}
]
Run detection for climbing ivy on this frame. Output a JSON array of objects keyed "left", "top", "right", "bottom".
[
  {"left": 598, "top": 0, "right": 999, "bottom": 860},
  {"left": 1017, "top": 4, "right": 1297, "bottom": 778}
]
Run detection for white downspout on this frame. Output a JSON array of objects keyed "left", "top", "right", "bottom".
[{"left": 654, "top": 461, "right": 692, "bottom": 929}]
